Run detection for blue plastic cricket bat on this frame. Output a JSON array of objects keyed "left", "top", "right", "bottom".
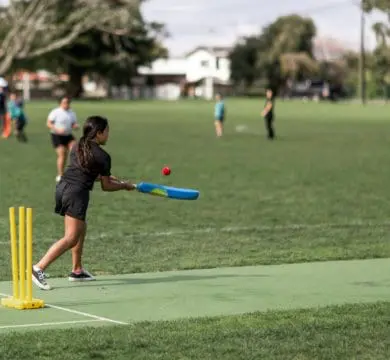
[{"left": 135, "top": 182, "right": 199, "bottom": 200}]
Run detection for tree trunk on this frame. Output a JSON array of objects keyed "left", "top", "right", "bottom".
[{"left": 66, "top": 64, "right": 84, "bottom": 98}]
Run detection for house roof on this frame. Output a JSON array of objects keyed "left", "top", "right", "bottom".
[{"left": 186, "top": 46, "right": 231, "bottom": 58}]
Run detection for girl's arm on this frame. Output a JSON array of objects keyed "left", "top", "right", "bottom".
[
  {"left": 100, "top": 175, "right": 135, "bottom": 192},
  {"left": 46, "top": 118, "right": 55, "bottom": 130},
  {"left": 261, "top": 101, "right": 273, "bottom": 117},
  {"left": 95, "top": 175, "right": 117, "bottom": 182}
]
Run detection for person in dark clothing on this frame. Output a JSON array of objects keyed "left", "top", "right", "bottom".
[
  {"left": 32, "top": 116, "right": 136, "bottom": 290},
  {"left": 8, "top": 92, "right": 28, "bottom": 142},
  {"left": 0, "top": 87, "right": 6, "bottom": 135},
  {"left": 262, "top": 89, "right": 275, "bottom": 140}
]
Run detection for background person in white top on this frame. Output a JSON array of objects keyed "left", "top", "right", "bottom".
[{"left": 47, "top": 96, "right": 79, "bottom": 182}]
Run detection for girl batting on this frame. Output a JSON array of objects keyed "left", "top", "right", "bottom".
[{"left": 33, "top": 116, "right": 135, "bottom": 290}]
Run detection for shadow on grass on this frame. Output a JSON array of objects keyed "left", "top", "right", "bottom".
[{"left": 53, "top": 273, "right": 270, "bottom": 290}]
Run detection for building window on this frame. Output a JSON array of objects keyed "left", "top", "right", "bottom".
[
  {"left": 216, "top": 57, "right": 220, "bottom": 69},
  {"left": 201, "top": 60, "right": 209, "bottom": 68}
]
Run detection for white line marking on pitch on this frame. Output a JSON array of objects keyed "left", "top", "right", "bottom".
[
  {"left": 46, "top": 303, "right": 128, "bottom": 325},
  {"left": 0, "top": 292, "right": 127, "bottom": 325},
  {"left": 0, "top": 319, "right": 101, "bottom": 330}
]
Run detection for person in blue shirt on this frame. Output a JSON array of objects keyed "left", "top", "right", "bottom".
[
  {"left": 8, "top": 92, "right": 28, "bottom": 142},
  {"left": 214, "top": 93, "right": 225, "bottom": 137}
]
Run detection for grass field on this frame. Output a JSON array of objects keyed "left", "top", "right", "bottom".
[{"left": 1, "top": 99, "right": 390, "bottom": 359}]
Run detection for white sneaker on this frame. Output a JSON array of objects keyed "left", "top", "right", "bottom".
[{"left": 32, "top": 266, "right": 52, "bottom": 290}]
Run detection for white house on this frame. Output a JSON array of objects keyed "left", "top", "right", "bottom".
[{"left": 137, "top": 46, "right": 232, "bottom": 100}]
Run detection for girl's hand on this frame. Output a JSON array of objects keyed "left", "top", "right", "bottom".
[
  {"left": 124, "top": 182, "right": 136, "bottom": 191},
  {"left": 107, "top": 176, "right": 135, "bottom": 191}
]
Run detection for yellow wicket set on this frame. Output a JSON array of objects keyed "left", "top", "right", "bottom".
[{"left": 1, "top": 207, "right": 45, "bottom": 310}]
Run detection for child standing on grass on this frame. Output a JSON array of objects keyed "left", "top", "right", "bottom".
[
  {"left": 8, "top": 92, "right": 28, "bottom": 142},
  {"left": 214, "top": 93, "right": 225, "bottom": 137},
  {"left": 32, "top": 115, "right": 136, "bottom": 290},
  {"left": 261, "top": 89, "right": 275, "bottom": 140}
]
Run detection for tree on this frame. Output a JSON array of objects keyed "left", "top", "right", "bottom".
[
  {"left": 337, "top": 51, "right": 377, "bottom": 98},
  {"left": 257, "top": 15, "right": 317, "bottom": 93},
  {"left": 280, "top": 52, "right": 319, "bottom": 82},
  {"left": 50, "top": 17, "right": 167, "bottom": 97},
  {"left": 0, "top": 0, "right": 144, "bottom": 75},
  {"left": 363, "top": 0, "right": 390, "bottom": 12},
  {"left": 372, "top": 47, "right": 390, "bottom": 99},
  {"left": 229, "top": 36, "right": 261, "bottom": 89},
  {"left": 363, "top": 0, "right": 390, "bottom": 98},
  {"left": 229, "top": 15, "right": 317, "bottom": 94}
]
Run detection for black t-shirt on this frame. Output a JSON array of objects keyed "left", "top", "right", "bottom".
[
  {"left": 264, "top": 98, "right": 274, "bottom": 119},
  {"left": 62, "top": 142, "right": 111, "bottom": 191},
  {"left": 0, "top": 92, "right": 6, "bottom": 111}
]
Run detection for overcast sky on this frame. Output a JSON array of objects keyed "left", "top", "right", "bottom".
[
  {"left": 142, "top": 0, "right": 387, "bottom": 56},
  {"left": 0, "top": 0, "right": 386, "bottom": 56}
]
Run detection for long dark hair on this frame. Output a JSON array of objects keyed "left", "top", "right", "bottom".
[{"left": 77, "top": 116, "right": 108, "bottom": 168}]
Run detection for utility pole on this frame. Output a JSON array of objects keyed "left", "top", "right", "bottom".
[{"left": 360, "top": 0, "right": 367, "bottom": 104}]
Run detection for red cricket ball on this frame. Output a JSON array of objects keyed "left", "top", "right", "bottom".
[{"left": 162, "top": 166, "right": 171, "bottom": 176}]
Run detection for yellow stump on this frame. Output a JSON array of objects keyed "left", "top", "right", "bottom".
[
  {"left": 9, "top": 208, "right": 19, "bottom": 300},
  {"left": 19, "top": 207, "right": 26, "bottom": 301},
  {"left": 1, "top": 207, "right": 45, "bottom": 310},
  {"left": 26, "top": 208, "right": 33, "bottom": 303}
]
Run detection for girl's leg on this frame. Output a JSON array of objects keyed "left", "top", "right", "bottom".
[
  {"left": 20, "top": 130, "right": 28, "bottom": 142},
  {"left": 55, "top": 145, "right": 68, "bottom": 181},
  {"left": 0, "top": 115, "right": 4, "bottom": 136},
  {"left": 68, "top": 139, "right": 76, "bottom": 151},
  {"left": 37, "top": 216, "right": 84, "bottom": 270},
  {"left": 32, "top": 216, "right": 85, "bottom": 290},
  {"left": 71, "top": 223, "right": 86, "bottom": 272},
  {"left": 12, "top": 119, "right": 17, "bottom": 137},
  {"left": 15, "top": 120, "right": 22, "bottom": 141},
  {"left": 69, "top": 223, "right": 95, "bottom": 281},
  {"left": 215, "top": 121, "right": 223, "bottom": 137},
  {"left": 17, "top": 121, "right": 27, "bottom": 142}
]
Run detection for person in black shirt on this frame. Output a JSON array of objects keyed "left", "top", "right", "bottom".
[
  {"left": 261, "top": 88, "right": 275, "bottom": 140},
  {"left": 32, "top": 116, "right": 136, "bottom": 290},
  {"left": 0, "top": 87, "right": 6, "bottom": 135}
]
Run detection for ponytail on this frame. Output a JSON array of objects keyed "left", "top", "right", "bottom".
[
  {"left": 77, "top": 136, "right": 93, "bottom": 168},
  {"left": 76, "top": 116, "right": 108, "bottom": 169}
]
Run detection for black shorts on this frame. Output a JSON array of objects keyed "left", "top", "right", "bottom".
[
  {"left": 15, "top": 120, "right": 26, "bottom": 131},
  {"left": 51, "top": 133, "right": 74, "bottom": 148},
  {"left": 55, "top": 181, "right": 90, "bottom": 221},
  {"left": 215, "top": 117, "right": 224, "bottom": 123}
]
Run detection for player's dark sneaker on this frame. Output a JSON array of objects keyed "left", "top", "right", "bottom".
[
  {"left": 68, "top": 269, "right": 95, "bottom": 282},
  {"left": 32, "top": 266, "right": 52, "bottom": 290}
]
